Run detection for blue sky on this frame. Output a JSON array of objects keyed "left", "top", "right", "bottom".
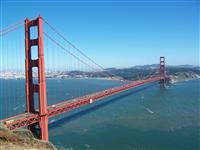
[{"left": 0, "top": 0, "right": 199, "bottom": 69}]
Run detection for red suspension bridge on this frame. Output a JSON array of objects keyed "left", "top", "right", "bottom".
[{"left": 0, "top": 16, "right": 169, "bottom": 141}]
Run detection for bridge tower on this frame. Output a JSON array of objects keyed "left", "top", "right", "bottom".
[
  {"left": 160, "top": 56, "right": 166, "bottom": 87},
  {"left": 25, "top": 16, "right": 48, "bottom": 141}
]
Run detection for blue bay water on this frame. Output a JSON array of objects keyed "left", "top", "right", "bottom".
[{"left": 0, "top": 79, "right": 199, "bottom": 149}]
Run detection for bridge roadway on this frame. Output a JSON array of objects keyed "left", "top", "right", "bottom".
[{"left": 0, "top": 76, "right": 161, "bottom": 130}]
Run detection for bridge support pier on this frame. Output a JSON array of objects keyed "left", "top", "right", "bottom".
[{"left": 25, "top": 16, "right": 48, "bottom": 141}]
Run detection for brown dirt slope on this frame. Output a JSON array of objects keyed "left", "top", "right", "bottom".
[{"left": 0, "top": 124, "right": 56, "bottom": 150}]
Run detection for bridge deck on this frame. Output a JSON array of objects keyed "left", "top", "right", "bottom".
[{"left": 0, "top": 77, "right": 162, "bottom": 130}]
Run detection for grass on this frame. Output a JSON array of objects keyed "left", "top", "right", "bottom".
[{"left": 0, "top": 124, "right": 56, "bottom": 150}]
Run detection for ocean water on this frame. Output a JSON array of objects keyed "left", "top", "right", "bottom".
[{"left": 0, "top": 79, "right": 199, "bottom": 149}]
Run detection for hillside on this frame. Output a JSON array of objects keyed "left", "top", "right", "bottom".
[
  {"left": 0, "top": 65, "right": 199, "bottom": 83},
  {"left": 0, "top": 124, "right": 56, "bottom": 150},
  {"left": 107, "top": 65, "right": 200, "bottom": 82}
]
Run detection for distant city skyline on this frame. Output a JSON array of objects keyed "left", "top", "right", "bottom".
[{"left": 0, "top": 0, "right": 199, "bottom": 70}]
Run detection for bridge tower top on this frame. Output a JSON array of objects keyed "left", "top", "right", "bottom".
[
  {"left": 160, "top": 56, "right": 165, "bottom": 78},
  {"left": 160, "top": 56, "right": 166, "bottom": 86}
]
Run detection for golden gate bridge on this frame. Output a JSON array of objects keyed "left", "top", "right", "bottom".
[{"left": 0, "top": 16, "right": 169, "bottom": 141}]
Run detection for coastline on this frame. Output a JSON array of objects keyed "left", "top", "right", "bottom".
[{"left": 169, "top": 75, "right": 200, "bottom": 84}]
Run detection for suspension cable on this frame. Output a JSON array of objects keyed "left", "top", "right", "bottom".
[
  {"left": 0, "top": 21, "right": 24, "bottom": 33},
  {"left": 0, "top": 16, "right": 38, "bottom": 36},
  {"left": 0, "top": 25, "right": 23, "bottom": 36},
  {"left": 44, "top": 32, "right": 105, "bottom": 73},
  {"left": 42, "top": 18, "right": 117, "bottom": 79}
]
